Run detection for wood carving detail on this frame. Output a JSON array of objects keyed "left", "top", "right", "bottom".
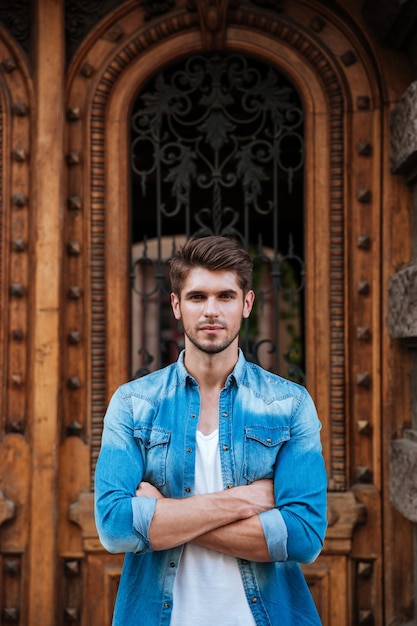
[
  {"left": 326, "top": 492, "right": 367, "bottom": 541},
  {"left": 188, "top": 0, "right": 238, "bottom": 49},
  {"left": 0, "top": 489, "right": 16, "bottom": 526},
  {"left": 69, "top": 491, "right": 96, "bottom": 539}
]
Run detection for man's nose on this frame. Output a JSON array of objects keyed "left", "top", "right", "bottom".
[{"left": 204, "top": 296, "right": 219, "bottom": 316}]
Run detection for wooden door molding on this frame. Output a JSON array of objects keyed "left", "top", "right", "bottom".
[
  {"left": 0, "top": 21, "right": 33, "bottom": 626},
  {"left": 0, "top": 25, "right": 32, "bottom": 453},
  {"left": 61, "top": 2, "right": 412, "bottom": 624}
]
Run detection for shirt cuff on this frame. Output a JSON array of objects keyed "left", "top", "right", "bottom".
[
  {"left": 131, "top": 496, "right": 157, "bottom": 552},
  {"left": 259, "top": 508, "right": 288, "bottom": 562}
]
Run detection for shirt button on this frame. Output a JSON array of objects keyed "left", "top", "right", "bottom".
[
  {"left": 223, "top": 445, "right": 229, "bottom": 451},
  {"left": 187, "top": 448, "right": 192, "bottom": 453},
  {"left": 227, "top": 484, "right": 233, "bottom": 489},
  {"left": 191, "top": 414, "right": 197, "bottom": 419},
  {"left": 266, "top": 438, "right": 272, "bottom": 443},
  {"left": 164, "top": 602, "right": 170, "bottom": 608},
  {"left": 251, "top": 597, "right": 258, "bottom": 603},
  {"left": 222, "top": 412, "right": 228, "bottom": 418},
  {"left": 185, "top": 487, "right": 191, "bottom": 493},
  {"left": 169, "top": 562, "right": 175, "bottom": 568}
]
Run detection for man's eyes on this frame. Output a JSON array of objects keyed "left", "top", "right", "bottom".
[{"left": 188, "top": 293, "right": 235, "bottom": 300}]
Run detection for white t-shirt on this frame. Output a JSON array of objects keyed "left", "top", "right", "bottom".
[{"left": 170, "top": 429, "right": 256, "bottom": 626}]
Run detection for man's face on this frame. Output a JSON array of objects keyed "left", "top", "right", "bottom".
[{"left": 171, "top": 267, "right": 254, "bottom": 355}]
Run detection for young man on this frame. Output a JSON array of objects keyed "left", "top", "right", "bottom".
[{"left": 95, "top": 235, "right": 328, "bottom": 625}]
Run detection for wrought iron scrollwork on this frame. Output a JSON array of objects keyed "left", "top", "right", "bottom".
[
  {"left": 131, "top": 53, "right": 305, "bottom": 380},
  {"left": 132, "top": 54, "right": 304, "bottom": 240}
]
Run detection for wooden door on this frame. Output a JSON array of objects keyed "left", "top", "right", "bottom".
[
  {"left": 0, "top": 1, "right": 413, "bottom": 625},
  {"left": 59, "top": 3, "right": 413, "bottom": 624},
  {"left": 0, "top": 1, "right": 66, "bottom": 623},
  {"left": 61, "top": 6, "right": 369, "bottom": 621}
]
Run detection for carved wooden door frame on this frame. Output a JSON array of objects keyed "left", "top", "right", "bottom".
[
  {"left": 60, "top": 2, "right": 412, "bottom": 624},
  {"left": 0, "top": 21, "right": 33, "bottom": 625}
]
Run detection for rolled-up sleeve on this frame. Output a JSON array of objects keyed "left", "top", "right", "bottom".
[
  {"left": 259, "top": 508, "right": 288, "bottom": 561},
  {"left": 94, "top": 388, "right": 157, "bottom": 554},
  {"left": 262, "top": 390, "right": 327, "bottom": 564}
]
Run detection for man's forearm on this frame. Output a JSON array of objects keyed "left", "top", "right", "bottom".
[
  {"left": 138, "top": 479, "right": 274, "bottom": 552},
  {"left": 191, "top": 514, "right": 272, "bottom": 562}
]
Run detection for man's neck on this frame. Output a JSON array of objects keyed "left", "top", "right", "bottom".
[{"left": 183, "top": 343, "right": 239, "bottom": 391}]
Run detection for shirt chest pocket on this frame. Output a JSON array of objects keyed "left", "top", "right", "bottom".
[
  {"left": 244, "top": 425, "right": 290, "bottom": 482},
  {"left": 134, "top": 426, "right": 171, "bottom": 488}
]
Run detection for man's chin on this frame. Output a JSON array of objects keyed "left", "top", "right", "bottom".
[
  {"left": 195, "top": 342, "right": 225, "bottom": 355},
  {"left": 185, "top": 329, "right": 241, "bottom": 355},
  {"left": 189, "top": 337, "right": 230, "bottom": 355},
  {"left": 201, "top": 345, "right": 226, "bottom": 355}
]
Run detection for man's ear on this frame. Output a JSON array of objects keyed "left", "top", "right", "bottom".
[
  {"left": 171, "top": 292, "right": 181, "bottom": 320},
  {"left": 243, "top": 289, "right": 255, "bottom": 319}
]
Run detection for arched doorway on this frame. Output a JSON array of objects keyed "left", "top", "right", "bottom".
[{"left": 59, "top": 3, "right": 406, "bottom": 623}]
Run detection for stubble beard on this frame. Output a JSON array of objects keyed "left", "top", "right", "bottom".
[{"left": 184, "top": 326, "right": 241, "bottom": 355}]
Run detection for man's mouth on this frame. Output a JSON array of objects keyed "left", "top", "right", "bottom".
[{"left": 199, "top": 324, "right": 224, "bottom": 332}]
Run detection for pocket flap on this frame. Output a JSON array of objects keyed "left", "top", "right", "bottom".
[
  {"left": 135, "top": 427, "right": 171, "bottom": 449},
  {"left": 245, "top": 425, "right": 290, "bottom": 447}
]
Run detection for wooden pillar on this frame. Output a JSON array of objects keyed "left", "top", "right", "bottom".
[{"left": 28, "top": 0, "right": 64, "bottom": 623}]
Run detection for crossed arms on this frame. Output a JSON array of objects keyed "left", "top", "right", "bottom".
[
  {"left": 136, "top": 479, "right": 275, "bottom": 562},
  {"left": 95, "top": 387, "right": 327, "bottom": 564}
]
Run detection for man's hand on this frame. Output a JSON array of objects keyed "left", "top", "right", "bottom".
[
  {"left": 136, "top": 481, "right": 165, "bottom": 500},
  {"left": 238, "top": 479, "right": 275, "bottom": 514}
]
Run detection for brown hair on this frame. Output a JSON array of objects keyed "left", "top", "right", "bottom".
[{"left": 169, "top": 236, "right": 253, "bottom": 295}]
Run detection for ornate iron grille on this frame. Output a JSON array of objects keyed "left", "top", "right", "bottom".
[{"left": 130, "top": 53, "right": 305, "bottom": 381}]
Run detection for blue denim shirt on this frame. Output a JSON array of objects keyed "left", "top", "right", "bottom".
[{"left": 95, "top": 350, "right": 327, "bottom": 625}]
